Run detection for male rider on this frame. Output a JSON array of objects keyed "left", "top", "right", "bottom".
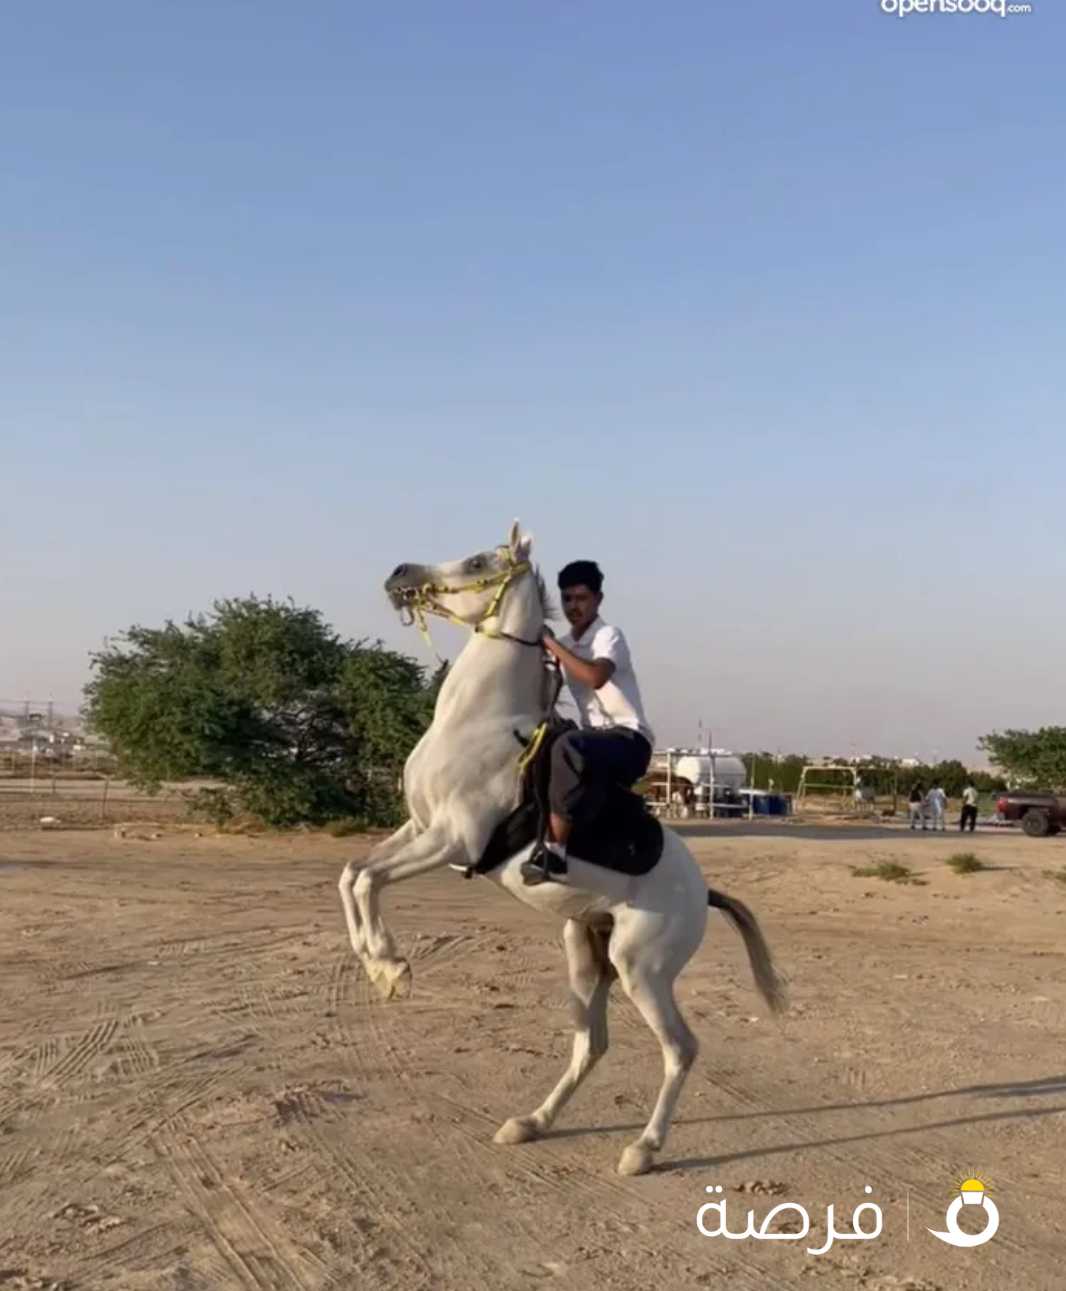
[{"left": 521, "top": 560, "right": 654, "bottom": 885}]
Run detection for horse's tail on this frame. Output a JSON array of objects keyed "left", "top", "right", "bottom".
[{"left": 707, "top": 888, "right": 789, "bottom": 1015}]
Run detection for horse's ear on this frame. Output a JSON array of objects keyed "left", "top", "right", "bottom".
[{"left": 508, "top": 519, "right": 533, "bottom": 562}]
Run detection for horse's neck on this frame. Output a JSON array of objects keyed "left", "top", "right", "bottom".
[{"left": 433, "top": 576, "right": 545, "bottom": 728}]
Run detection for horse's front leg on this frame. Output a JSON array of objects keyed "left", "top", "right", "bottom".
[
  {"left": 354, "top": 825, "right": 468, "bottom": 999},
  {"left": 338, "top": 820, "right": 417, "bottom": 963}
]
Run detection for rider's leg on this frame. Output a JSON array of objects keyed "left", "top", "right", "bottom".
[
  {"left": 549, "top": 810, "right": 571, "bottom": 846},
  {"left": 524, "top": 729, "right": 652, "bottom": 884},
  {"left": 555, "top": 727, "right": 652, "bottom": 827},
  {"left": 523, "top": 729, "right": 601, "bottom": 883}
]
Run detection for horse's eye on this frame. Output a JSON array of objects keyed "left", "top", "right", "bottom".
[{"left": 469, "top": 557, "right": 484, "bottom": 571}]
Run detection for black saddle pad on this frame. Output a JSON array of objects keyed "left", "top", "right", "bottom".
[{"left": 475, "top": 785, "right": 663, "bottom": 878}]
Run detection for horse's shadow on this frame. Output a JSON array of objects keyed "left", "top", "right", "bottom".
[{"left": 542, "top": 1073, "right": 1066, "bottom": 1171}]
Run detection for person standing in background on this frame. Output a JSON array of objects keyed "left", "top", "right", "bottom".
[
  {"left": 927, "top": 784, "right": 947, "bottom": 832},
  {"left": 960, "top": 783, "right": 979, "bottom": 833},
  {"left": 909, "top": 782, "right": 926, "bottom": 830}
]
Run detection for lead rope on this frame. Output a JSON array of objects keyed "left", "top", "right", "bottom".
[{"left": 410, "top": 602, "right": 448, "bottom": 667}]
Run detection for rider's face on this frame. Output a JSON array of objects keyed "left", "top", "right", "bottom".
[{"left": 561, "top": 584, "right": 602, "bottom": 635}]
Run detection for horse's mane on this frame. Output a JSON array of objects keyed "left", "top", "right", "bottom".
[{"left": 534, "top": 566, "right": 559, "bottom": 623}]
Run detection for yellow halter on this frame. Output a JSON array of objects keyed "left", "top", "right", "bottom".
[
  {"left": 398, "top": 550, "right": 558, "bottom": 782},
  {"left": 400, "top": 550, "right": 535, "bottom": 658}
]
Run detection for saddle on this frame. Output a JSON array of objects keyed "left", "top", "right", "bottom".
[{"left": 468, "top": 715, "right": 664, "bottom": 879}]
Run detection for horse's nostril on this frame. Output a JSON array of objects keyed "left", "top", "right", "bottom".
[{"left": 391, "top": 564, "right": 409, "bottom": 579}]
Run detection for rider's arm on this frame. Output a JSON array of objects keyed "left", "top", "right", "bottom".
[{"left": 542, "top": 634, "right": 616, "bottom": 690}]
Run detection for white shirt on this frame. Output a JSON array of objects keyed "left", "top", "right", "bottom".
[
  {"left": 963, "top": 786, "right": 978, "bottom": 807},
  {"left": 558, "top": 616, "right": 654, "bottom": 745}
]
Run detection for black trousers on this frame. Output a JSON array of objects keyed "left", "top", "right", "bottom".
[
  {"left": 549, "top": 727, "right": 652, "bottom": 825},
  {"left": 960, "top": 804, "right": 978, "bottom": 832}
]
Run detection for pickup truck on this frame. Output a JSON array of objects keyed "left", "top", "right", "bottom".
[{"left": 996, "top": 791, "right": 1066, "bottom": 837}]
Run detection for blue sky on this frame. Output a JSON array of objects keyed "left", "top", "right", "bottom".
[{"left": 3, "top": 1, "right": 1063, "bottom": 760}]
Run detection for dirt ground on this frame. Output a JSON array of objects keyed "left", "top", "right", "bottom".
[{"left": 2, "top": 825, "right": 1065, "bottom": 1291}]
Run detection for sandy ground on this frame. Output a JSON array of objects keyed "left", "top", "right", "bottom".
[{"left": 1, "top": 825, "right": 1065, "bottom": 1291}]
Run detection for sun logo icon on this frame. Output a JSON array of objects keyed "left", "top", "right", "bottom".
[
  {"left": 958, "top": 1174, "right": 991, "bottom": 1206},
  {"left": 928, "top": 1170, "right": 999, "bottom": 1247}
]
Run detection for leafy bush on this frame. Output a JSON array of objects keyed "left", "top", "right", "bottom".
[
  {"left": 84, "top": 596, "right": 439, "bottom": 828},
  {"left": 979, "top": 727, "right": 1066, "bottom": 790}
]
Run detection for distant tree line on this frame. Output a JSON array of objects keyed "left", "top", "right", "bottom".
[{"left": 739, "top": 753, "right": 1007, "bottom": 798}]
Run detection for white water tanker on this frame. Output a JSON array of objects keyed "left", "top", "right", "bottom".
[{"left": 669, "top": 748, "right": 747, "bottom": 792}]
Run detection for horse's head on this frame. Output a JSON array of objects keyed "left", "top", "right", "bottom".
[{"left": 385, "top": 520, "right": 536, "bottom": 631}]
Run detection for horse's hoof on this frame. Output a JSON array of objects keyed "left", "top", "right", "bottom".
[
  {"left": 494, "top": 1116, "right": 541, "bottom": 1145},
  {"left": 370, "top": 958, "right": 411, "bottom": 1000},
  {"left": 617, "top": 1142, "right": 654, "bottom": 1176}
]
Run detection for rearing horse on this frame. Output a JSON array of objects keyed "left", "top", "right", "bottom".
[{"left": 339, "top": 520, "right": 786, "bottom": 1176}]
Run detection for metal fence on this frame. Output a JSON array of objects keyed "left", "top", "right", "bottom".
[
  {"left": 0, "top": 750, "right": 117, "bottom": 777},
  {"left": 0, "top": 773, "right": 192, "bottom": 827}
]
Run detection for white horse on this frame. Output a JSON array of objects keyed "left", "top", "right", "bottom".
[{"left": 338, "top": 521, "right": 786, "bottom": 1176}]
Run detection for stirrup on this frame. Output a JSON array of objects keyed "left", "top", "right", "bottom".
[
  {"left": 520, "top": 859, "right": 551, "bottom": 885},
  {"left": 521, "top": 844, "right": 567, "bottom": 886}
]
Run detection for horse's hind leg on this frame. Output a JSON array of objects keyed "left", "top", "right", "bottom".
[
  {"left": 611, "top": 953, "right": 698, "bottom": 1177},
  {"left": 495, "top": 918, "right": 612, "bottom": 1146}
]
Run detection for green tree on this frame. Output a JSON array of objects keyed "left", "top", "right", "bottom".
[
  {"left": 337, "top": 649, "right": 445, "bottom": 821},
  {"left": 83, "top": 596, "right": 437, "bottom": 826},
  {"left": 738, "top": 753, "right": 1005, "bottom": 798},
  {"left": 978, "top": 727, "right": 1066, "bottom": 790},
  {"left": 740, "top": 753, "right": 809, "bottom": 794}
]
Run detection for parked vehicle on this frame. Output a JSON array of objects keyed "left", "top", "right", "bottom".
[{"left": 996, "top": 791, "right": 1066, "bottom": 837}]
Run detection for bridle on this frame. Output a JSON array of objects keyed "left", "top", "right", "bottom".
[
  {"left": 396, "top": 548, "right": 544, "bottom": 654},
  {"left": 395, "top": 547, "right": 562, "bottom": 777}
]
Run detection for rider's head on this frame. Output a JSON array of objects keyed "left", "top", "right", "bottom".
[{"left": 558, "top": 560, "right": 603, "bottom": 635}]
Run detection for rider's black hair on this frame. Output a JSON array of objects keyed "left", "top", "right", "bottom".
[{"left": 557, "top": 560, "right": 604, "bottom": 595}]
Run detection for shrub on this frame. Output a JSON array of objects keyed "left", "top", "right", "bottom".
[
  {"left": 946, "top": 852, "right": 987, "bottom": 874},
  {"left": 322, "top": 816, "right": 372, "bottom": 837},
  {"left": 849, "top": 861, "right": 925, "bottom": 885}
]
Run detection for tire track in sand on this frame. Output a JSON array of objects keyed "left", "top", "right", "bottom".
[
  {"left": 697, "top": 1061, "right": 1032, "bottom": 1259},
  {"left": 217, "top": 954, "right": 438, "bottom": 1291},
  {"left": 321, "top": 953, "right": 452, "bottom": 1285},
  {"left": 338, "top": 942, "right": 770, "bottom": 1290},
  {"left": 154, "top": 1111, "right": 324, "bottom": 1291},
  {"left": 116, "top": 1012, "right": 162, "bottom": 1081},
  {"left": 0, "top": 1144, "right": 35, "bottom": 1188},
  {"left": 0, "top": 1013, "right": 119, "bottom": 1150},
  {"left": 39, "top": 1016, "right": 120, "bottom": 1087},
  {"left": 385, "top": 929, "right": 777, "bottom": 1289}
]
